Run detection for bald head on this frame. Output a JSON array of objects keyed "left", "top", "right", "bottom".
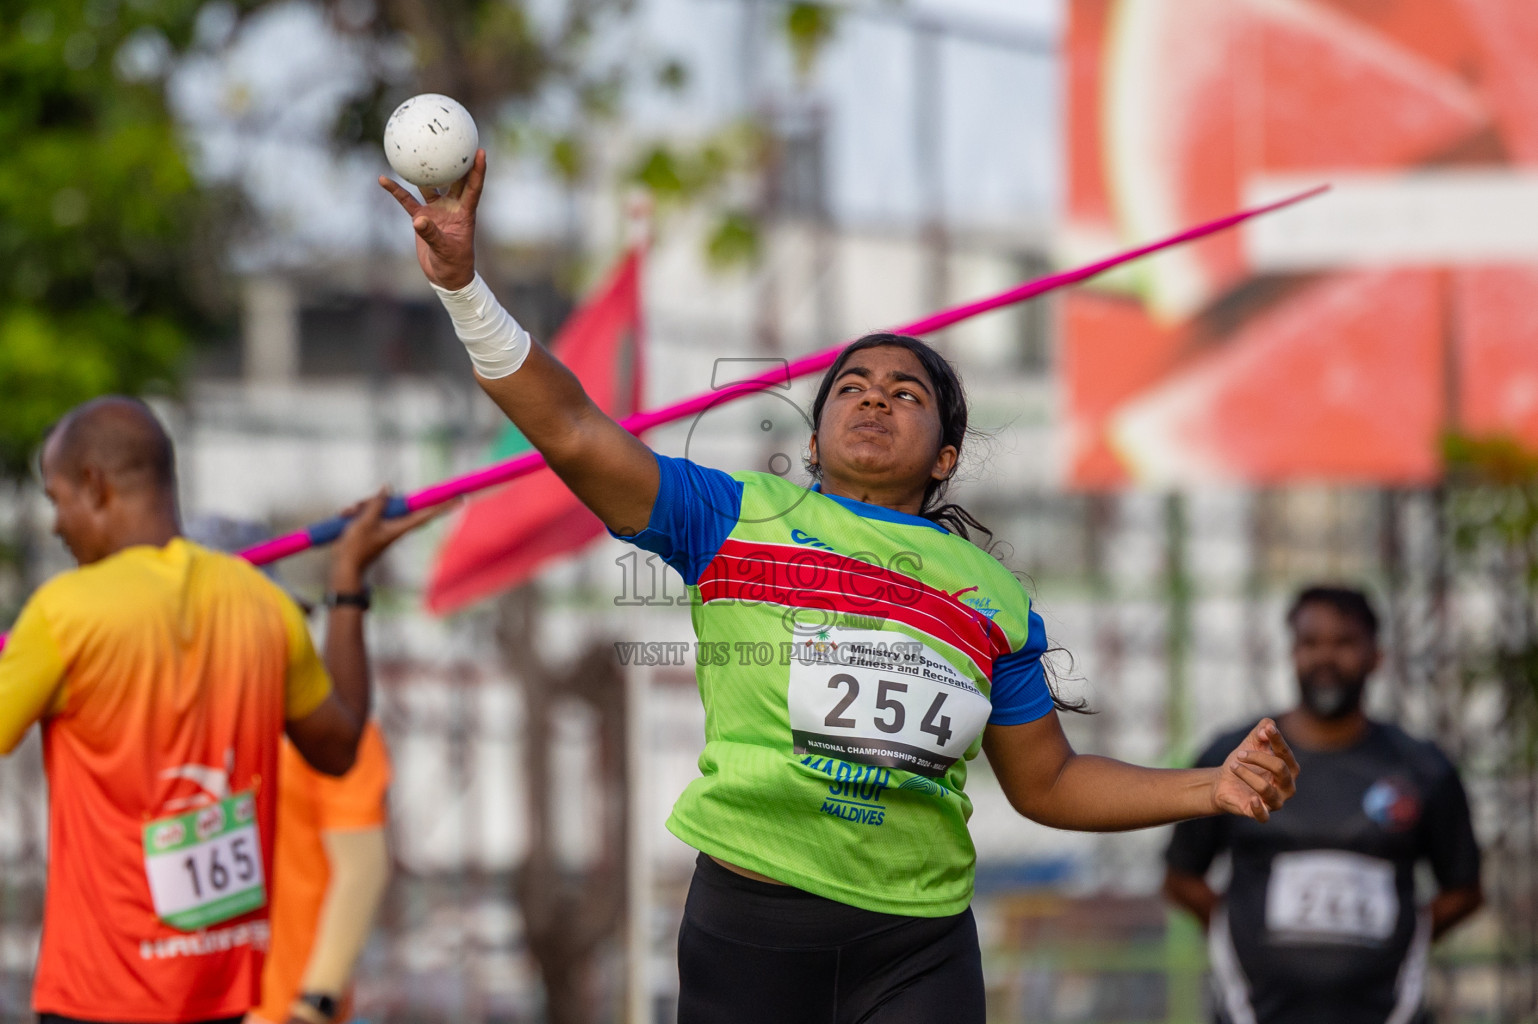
[{"left": 46, "top": 396, "right": 177, "bottom": 496}]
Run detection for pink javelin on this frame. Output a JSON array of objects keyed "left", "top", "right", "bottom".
[
  {"left": 237, "top": 184, "right": 1328, "bottom": 567},
  {"left": 0, "top": 185, "right": 1326, "bottom": 651}
]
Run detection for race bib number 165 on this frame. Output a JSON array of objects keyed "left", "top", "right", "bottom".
[
  {"left": 142, "top": 791, "right": 266, "bottom": 932},
  {"left": 788, "top": 629, "right": 992, "bottom": 778}
]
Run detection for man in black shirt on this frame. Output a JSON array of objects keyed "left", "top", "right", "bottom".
[{"left": 1163, "top": 585, "right": 1483, "bottom": 1024}]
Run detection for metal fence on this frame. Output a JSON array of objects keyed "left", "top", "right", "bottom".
[{"left": 1, "top": 482, "right": 1535, "bottom": 1022}]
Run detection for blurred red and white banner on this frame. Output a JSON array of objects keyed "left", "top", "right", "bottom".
[{"left": 1064, "top": 0, "right": 1538, "bottom": 489}]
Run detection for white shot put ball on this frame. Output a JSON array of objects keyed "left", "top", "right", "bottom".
[{"left": 383, "top": 94, "right": 479, "bottom": 189}]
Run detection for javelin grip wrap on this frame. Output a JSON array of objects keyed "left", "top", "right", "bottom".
[
  {"left": 431, "top": 273, "right": 531, "bottom": 379},
  {"left": 305, "top": 495, "right": 412, "bottom": 546}
]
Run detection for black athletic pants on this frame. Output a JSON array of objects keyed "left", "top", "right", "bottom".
[{"left": 677, "top": 853, "right": 986, "bottom": 1024}]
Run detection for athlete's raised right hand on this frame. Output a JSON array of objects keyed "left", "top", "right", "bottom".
[
  {"left": 380, "top": 148, "right": 661, "bottom": 537},
  {"left": 378, "top": 148, "right": 485, "bottom": 291}
]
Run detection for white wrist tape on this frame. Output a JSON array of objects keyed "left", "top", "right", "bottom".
[{"left": 431, "top": 273, "right": 532, "bottom": 380}]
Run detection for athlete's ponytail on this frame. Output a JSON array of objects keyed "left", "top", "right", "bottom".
[{"left": 807, "top": 333, "right": 992, "bottom": 544}]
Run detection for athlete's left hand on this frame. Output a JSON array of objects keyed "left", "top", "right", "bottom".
[{"left": 1212, "top": 718, "right": 1299, "bottom": 822}]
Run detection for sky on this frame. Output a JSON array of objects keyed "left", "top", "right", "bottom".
[
  {"left": 630, "top": 0, "right": 1062, "bottom": 232},
  {"left": 913, "top": 0, "right": 1059, "bottom": 27}
]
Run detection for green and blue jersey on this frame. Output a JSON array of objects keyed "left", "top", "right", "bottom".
[{"left": 618, "top": 453, "right": 1053, "bottom": 916}]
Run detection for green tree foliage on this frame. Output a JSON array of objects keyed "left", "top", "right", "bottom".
[
  {"left": 0, "top": 1, "right": 238, "bottom": 479},
  {"left": 1443, "top": 432, "right": 1538, "bottom": 763},
  {"left": 784, "top": 2, "right": 839, "bottom": 81},
  {"left": 627, "top": 120, "right": 769, "bottom": 268},
  {"left": 620, "top": 4, "right": 844, "bottom": 272},
  {"left": 0, "top": 0, "right": 858, "bottom": 482},
  {"left": 0, "top": 0, "right": 639, "bottom": 482},
  {"left": 329, "top": 0, "right": 637, "bottom": 192}
]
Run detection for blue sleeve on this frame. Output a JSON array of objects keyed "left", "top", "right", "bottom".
[
  {"left": 987, "top": 609, "right": 1054, "bottom": 726},
  {"left": 607, "top": 452, "right": 743, "bottom": 585}
]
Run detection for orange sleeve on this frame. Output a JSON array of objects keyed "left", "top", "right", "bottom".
[
  {"left": 0, "top": 597, "right": 67, "bottom": 754},
  {"left": 311, "top": 722, "right": 392, "bottom": 832},
  {"left": 277, "top": 593, "right": 332, "bottom": 721}
]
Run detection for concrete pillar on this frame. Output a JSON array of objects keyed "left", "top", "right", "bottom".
[{"left": 241, "top": 275, "right": 299, "bottom": 384}]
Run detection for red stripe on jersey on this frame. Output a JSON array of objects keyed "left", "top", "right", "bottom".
[{"left": 697, "top": 539, "right": 1011, "bottom": 673}]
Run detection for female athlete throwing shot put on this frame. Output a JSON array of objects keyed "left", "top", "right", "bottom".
[{"left": 382, "top": 152, "right": 1299, "bottom": 1024}]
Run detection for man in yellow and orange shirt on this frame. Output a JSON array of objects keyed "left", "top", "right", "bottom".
[
  {"left": 184, "top": 523, "right": 398, "bottom": 1024},
  {"left": 0, "top": 397, "right": 440, "bottom": 1023}
]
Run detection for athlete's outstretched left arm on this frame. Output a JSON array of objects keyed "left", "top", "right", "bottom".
[{"left": 982, "top": 714, "right": 1299, "bottom": 830}]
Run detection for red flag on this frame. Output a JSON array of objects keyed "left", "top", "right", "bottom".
[{"left": 425, "top": 250, "right": 643, "bottom": 614}]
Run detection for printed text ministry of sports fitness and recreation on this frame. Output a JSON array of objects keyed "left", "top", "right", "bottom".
[{"left": 615, "top": 640, "right": 968, "bottom": 673}]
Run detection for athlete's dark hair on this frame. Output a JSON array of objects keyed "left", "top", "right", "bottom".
[
  {"left": 807, "top": 333, "right": 991, "bottom": 543},
  {"left": 1287, "top": 585, "right": 1380, "bottom": 642}
]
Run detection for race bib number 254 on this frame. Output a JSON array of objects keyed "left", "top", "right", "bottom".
[{"left": 788, "top": 629, "right": 992, "bottom": 778}]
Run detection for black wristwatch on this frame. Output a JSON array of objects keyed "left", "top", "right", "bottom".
[
  {"left": 323, "top": 587, "right": 372, "bottom": 611},
  {"left": 298, "top": 991, "right": 340, "bottom": 1021}
]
